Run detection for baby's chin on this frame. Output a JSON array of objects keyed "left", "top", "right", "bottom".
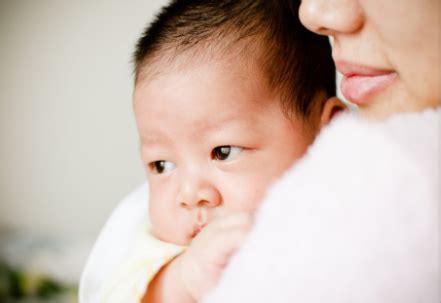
[{"left": 151, "top": 227, "right": 192, "bottom": 246}]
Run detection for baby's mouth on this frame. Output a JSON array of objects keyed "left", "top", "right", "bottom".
[
  {"left": 190, "top": 223, "right": 206, "bottom": 239},
  {"left": 190, "top": 209, "right": 208, "bottom": 239}
]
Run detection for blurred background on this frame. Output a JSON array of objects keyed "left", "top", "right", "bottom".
[{"left": 0, "top": 0, "right": 168, "bottom": 301}]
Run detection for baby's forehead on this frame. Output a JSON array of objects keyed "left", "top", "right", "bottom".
[
  {"left": 136, "top": 54, "right": 272, "bottom": 101},
  {"left": 133, "top": 59, "right": 299, "bottom": 137},
  {"left": 136, "top": 39, "right": 267, "bottom": 84}
]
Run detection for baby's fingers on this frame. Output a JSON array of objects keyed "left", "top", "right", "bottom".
[
  {"left": 216, "top": 229, "right": 250, "bottom": 268},
  {"left": 209, "top": 213, "right": 254, "bottom": 266}
]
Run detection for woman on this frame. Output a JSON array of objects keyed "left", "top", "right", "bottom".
[
  {"left": 205, "top": 0, "right": 440, "bottom": 302},
  {"left": 300, "top": 0, "right": 440, "bottom": 118}
]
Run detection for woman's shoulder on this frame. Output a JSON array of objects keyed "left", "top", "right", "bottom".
[
  {"left": 308, "top": 107, "right": 439, "bottom": 167},
  {"left": 262, "top": 108, "right": 439, "bottom": 214},
  {"left": 287, "top": 108, "right": 439, "bottom": 187}
]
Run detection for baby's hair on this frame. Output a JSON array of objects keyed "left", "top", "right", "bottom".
[{"left": 133, "top": 0, "right": 335, "bottom": 118}]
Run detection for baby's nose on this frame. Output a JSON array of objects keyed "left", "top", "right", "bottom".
[{"left": 177, "top": 179, "right": 221, "bottom": 209}]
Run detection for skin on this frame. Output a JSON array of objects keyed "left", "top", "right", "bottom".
[
  {"left": 134, "top": 56, "right": 342, "bottom": 302},
  {"left": 143, "top": 212, "right": 254, "bottom": 302},
  {"left": 300, "top": 0, "right": 441, "bottom": 118}
]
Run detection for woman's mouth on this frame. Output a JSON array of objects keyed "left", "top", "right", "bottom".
[{"left": 336, "top": 61, "right": 397, "bottom": 105}]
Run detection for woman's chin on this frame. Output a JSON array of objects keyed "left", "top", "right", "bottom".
[{"left": 354, "top": 82, "right": 415, "bottom": 120}]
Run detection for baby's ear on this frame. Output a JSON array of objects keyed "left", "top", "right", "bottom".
[{"left": 319, "top": 97, "right": 345, "bottom": 129}]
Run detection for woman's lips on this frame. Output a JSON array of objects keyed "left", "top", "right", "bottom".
[{"left": 336, "top": 61, "right": 397, "bottom": 105}]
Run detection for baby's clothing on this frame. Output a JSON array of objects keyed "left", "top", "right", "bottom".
[{"left": 101, "top": 224, "right": 184, "bottom": 303}]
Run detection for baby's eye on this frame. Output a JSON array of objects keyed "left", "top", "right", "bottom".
[
  {"left": 212, "top": 146, "right": 243, "bottom": 161},
  {"left": 148, "top": 160, "right": 176, "bottom": 174}
]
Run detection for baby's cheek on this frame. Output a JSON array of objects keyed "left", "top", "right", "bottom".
[
  {"left": 149, "top": 200, "right": 189, "bottom": 245},
  {"left": 238, "top": 174, "right": 285, "bottom": 210},
  {"left": 226, "top": 183, "right": 269, "bottom": 212},
  {"left": 149, "top": 200, "right": 171, "bottom": 232},
  {"left": 149, "top": 204, "right": 163, "bottom": 232},
  {"left": 150, "top": 212, "right": 176, "bottom": 243}
]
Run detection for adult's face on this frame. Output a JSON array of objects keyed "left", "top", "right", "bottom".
[{"left": 299, "top": 0, "right": 441, "bottom": 119}]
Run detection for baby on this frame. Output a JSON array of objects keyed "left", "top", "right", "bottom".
[{"left": 102, "top": 0, "right": 343, "bottom": 302}]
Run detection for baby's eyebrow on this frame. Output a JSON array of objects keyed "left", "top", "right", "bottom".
[
  {"left": 196, "top": 115, "right": 252, "bottom": 133},
  {"left": 139, "top": 137, "right": 171, "bottom": 159},
  {"left": 140, "top": 130, "right": 171, "bottom": 147},
  {"left": 142, "top": 135, "right": 161, "bottom": 144}
]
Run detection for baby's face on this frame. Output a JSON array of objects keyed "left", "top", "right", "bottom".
[{"left": 134, "top": 60, "right": 316, "bottom": 245}]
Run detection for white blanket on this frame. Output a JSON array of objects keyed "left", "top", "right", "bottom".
[
  {"left": 79, "top": 184, "right": 149, "bottom": 303},
  {"left": 80, "top": 109, "right": 440, "bottom": 303}
]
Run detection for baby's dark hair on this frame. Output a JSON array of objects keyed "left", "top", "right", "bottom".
[{"left": 133, "top": 0, "right": 335, "bottom": 118}]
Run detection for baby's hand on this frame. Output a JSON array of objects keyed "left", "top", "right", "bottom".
[{"left": 177, "top": 212, "right": 253, "bottom": 301}]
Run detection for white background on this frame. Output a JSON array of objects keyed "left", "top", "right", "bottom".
[{"left": 0, "top": 0, "right": 169, "bottom": 240}]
